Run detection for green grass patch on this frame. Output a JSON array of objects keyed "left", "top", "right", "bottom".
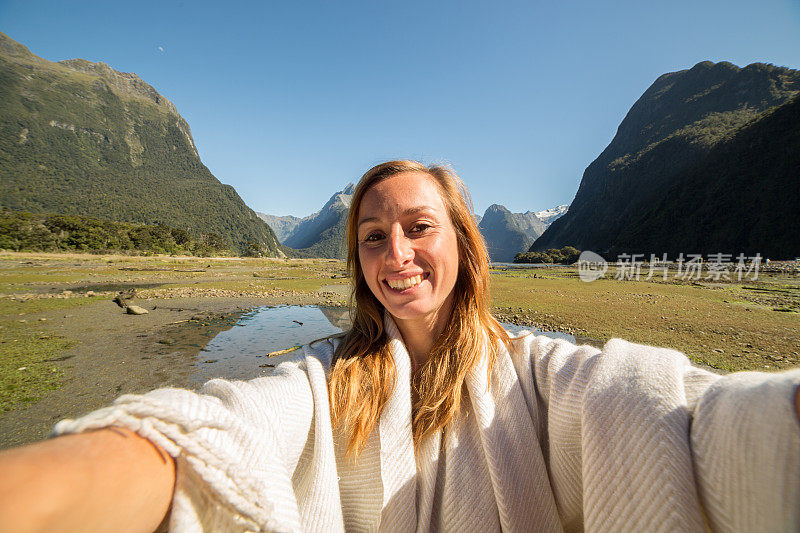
[
  {"left": 0, "top": 296, "right": 103, "bottom": 411},
  {"left": 158, "top": 277, "right": 335, "bottom": 293},
  {"left": 0, "top": 295, "right": 105, "bottom": 316},
  {"left": 0, "top": 273, "right": 86, "bottom": 285},
  {"left": 490, "top": 270, "right": 800, "bottom": 372},
  {"left": 0, "top": 322, "right": 71, "bottom": 412},
  {"left": 2, "top": 253, "right": 797, "bottom": 377}
]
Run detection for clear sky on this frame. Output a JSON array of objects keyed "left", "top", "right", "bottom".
[{"left": 2, "top": 0, "right": 799, "bottom": 217}]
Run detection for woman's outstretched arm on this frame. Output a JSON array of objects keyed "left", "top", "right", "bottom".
[
  {"left": 796, "top": 383, "right": 800, "bottom": 422},
  {"left": 0, "top": 427, "right": 175, "bottom": 533}
]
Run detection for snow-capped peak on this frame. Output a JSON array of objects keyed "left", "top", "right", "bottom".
[{"left": 534, "top": 204, "right": 569, "bottom": 226}]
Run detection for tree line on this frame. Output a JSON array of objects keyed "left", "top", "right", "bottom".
[
  {"left": 0, "top": 210, "right": 232, "bottom": 257},
  {"left": 514, "top": 246, "right": 581, "bottom": 264}
]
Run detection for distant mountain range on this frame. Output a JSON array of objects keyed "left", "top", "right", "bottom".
[
  {"left": 258, "top": 184, "right": 354, "bottom": 259},
  {"left": 531, "top": 60, "right": 800, "bottom": 258},
  {"left": 255, "top": 213, "right": 301, "bottom": 242},
  {"left": 479, "top": 205, "right": 546, "bottom": 262},
  {"left": 260, "top": 186, "right": 567, "bottom": 262},
  {"left": 0, "top": 32, "right": 283, "bottom": 256},
  {"left": 477, "top": 204, "right": 567, "bottom": 262}
]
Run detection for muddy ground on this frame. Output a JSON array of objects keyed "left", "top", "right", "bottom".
[{"left": 0, "top": 295, "right": 331, "bottom": 448}]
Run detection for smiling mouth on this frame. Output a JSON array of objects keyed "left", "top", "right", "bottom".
[{"left": 385, "top": 273, "right": 427, "bottom": 291}]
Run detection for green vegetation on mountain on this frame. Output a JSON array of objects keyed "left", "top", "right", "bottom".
[
  {"left": 289, "top": 214, "right": 348, "bottom": 259},
  {"left": 612, "top": 94, "right": 800, "bottom": 258},
  {"left": 0, "top": 32, "right": 283, "bottom": 256},
  {"left": 0, "top": 210, "right": 234, "bottom": 256},
  {"left": 532, "top": 60, "right": 800, "bottom": 258}
]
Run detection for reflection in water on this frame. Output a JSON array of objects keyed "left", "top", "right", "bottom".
[
  {"left": 318, "top": 306, "right": 352, "bottom": 330},
  {"left": 192, "top": 305, "right": 580, "bottom": 383}
]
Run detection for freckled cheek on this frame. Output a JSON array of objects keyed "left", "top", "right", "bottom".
[{"left": 418, "top": 236, "right": 459, "bottom": 278}]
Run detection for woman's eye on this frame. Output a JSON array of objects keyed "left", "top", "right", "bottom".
[
  {"left": 363, "top": 232, "right": 383, "bottom": 243},
  {"left": 410, "top": 223, "right": 431, "bottom": 234}
]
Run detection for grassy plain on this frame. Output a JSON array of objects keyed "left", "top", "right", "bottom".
[
  {"left": 491, "top": 265, "right": 800, "bottom": 372},
  {"left": 1, "top": 252, "right": 799, "bottom": 418}
]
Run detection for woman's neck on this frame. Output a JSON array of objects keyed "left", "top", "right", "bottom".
[{"left": 392, "top": 297, "right": 453, "bottom": 371}]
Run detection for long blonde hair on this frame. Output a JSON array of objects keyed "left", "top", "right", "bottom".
[{"left": 328, "top": 160, "right": 510, "bottom": 458}]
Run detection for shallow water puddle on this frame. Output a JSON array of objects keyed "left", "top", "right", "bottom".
[
  {"left": 190, "top": 306, "right": 348, "bottom": 383},
  {"left": 190, "top": 305, "right": 576, "bottom": 383}
]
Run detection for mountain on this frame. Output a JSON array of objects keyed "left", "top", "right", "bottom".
[
  {"left": 531, "top": 61, "right": 800, "bottom": 258},
  {"left": 534, "top": 204, "right": 569, "bottom": 227},
  {"left": 279, "top": 184, "right": 355, "bottom": 259},
  {"left": 611, "top": 93, "right": 800, "bottom": 259},
  {"left": 479, "top": 204, "right": 546, "bottom": 262},
  {"left": 0, "top": 32, "right": 282, "bottom": 256},
  {"left": 256, "top": 213, "right": 301, "bottom": 242}
]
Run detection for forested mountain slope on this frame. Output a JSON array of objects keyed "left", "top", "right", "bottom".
[
  {"left": 0, "top": 32, "right": 282, "bottom": 255},
  {"left": 531, "top": 60, "right": 800, "bottom": 258}
]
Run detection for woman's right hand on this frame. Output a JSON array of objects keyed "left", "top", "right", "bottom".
[{"left": 0, "top": 427, "right": 175, "bottom": 533}]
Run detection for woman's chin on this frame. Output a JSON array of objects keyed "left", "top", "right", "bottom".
[
  {"left": 383, "top": 295, "right": 453, "bottom": 326},
  {"left": 384, "top": 301, "right": 436, "bottom": 323}
]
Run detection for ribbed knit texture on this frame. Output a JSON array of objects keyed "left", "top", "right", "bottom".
[{"left": 53, "top": 316, "right": 800, "bottom": 532}]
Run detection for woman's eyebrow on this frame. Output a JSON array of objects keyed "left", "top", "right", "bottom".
[
  {"left": 357, "top": 216, "right": 379, "bottom": 228},
  {"left": 402, "top": 206, "right": 437, "bottom": 217},
  {"left": 357, "top": 206, "right": 438, "bottom": 228}
]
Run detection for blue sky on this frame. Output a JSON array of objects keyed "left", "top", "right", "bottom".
[{"left": 2, "top": 0, "right": 799, "bottom": 217}]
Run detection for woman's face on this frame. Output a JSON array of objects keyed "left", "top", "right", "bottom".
[{"left": 357, "top": 171, "right": 459, "bottom": 329}]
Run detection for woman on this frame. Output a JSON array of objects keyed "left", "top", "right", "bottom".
[{"left": 1, "top": 160, "right": 799, "bottom": 532}]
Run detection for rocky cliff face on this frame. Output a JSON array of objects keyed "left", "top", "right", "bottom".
[
  {"left": 531, "top": 60, "right": 800, "bottom": 257},
  {"left": 0, "top": 31, "right": 282, "bottom": 256},
  {"left": 479, "top": 204, "right": 546, "bottom": 262}
]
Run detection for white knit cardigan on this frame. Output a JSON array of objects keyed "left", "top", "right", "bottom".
[{"left": 54, "top": 316, "right": 800, "bottom": 532}]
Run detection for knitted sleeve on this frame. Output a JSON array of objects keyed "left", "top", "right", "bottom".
[
  {"left": 513, "top": 333, "right": 800, "bottom": 532},
  {"left": 691, "top": 369, "right": 800, "bottom": 531},
  {"left": 52, "top": 352, "right": 317, "bottom": 532}
]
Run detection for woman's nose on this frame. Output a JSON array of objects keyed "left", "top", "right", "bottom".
[{"left": 386, "top": 230, "right": 413, "bottom": 266}]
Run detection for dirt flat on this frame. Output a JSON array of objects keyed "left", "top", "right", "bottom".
[
  {"left": 0, "top": 295, "right": 308, "bottom": 449},
  {"left": 0, "top": 253, "right": 351, "bottom": 449}
]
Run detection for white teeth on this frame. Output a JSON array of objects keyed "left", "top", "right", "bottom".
[{"left": 388, "top": 275, "right": 422, "bottom": 290}]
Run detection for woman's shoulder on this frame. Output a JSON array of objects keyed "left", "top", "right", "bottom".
[
  {"left": 505, "top": 328, "right": 702, "bottom": 372},
  {"left": 502, "top": 329, "right": 601, "bottom": 372},
  {"left": 501, "top": 330, "right": 720, "bottom": 406},
  {"left": 304, "top": 332, "right": 346, "bottom": 371}
]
